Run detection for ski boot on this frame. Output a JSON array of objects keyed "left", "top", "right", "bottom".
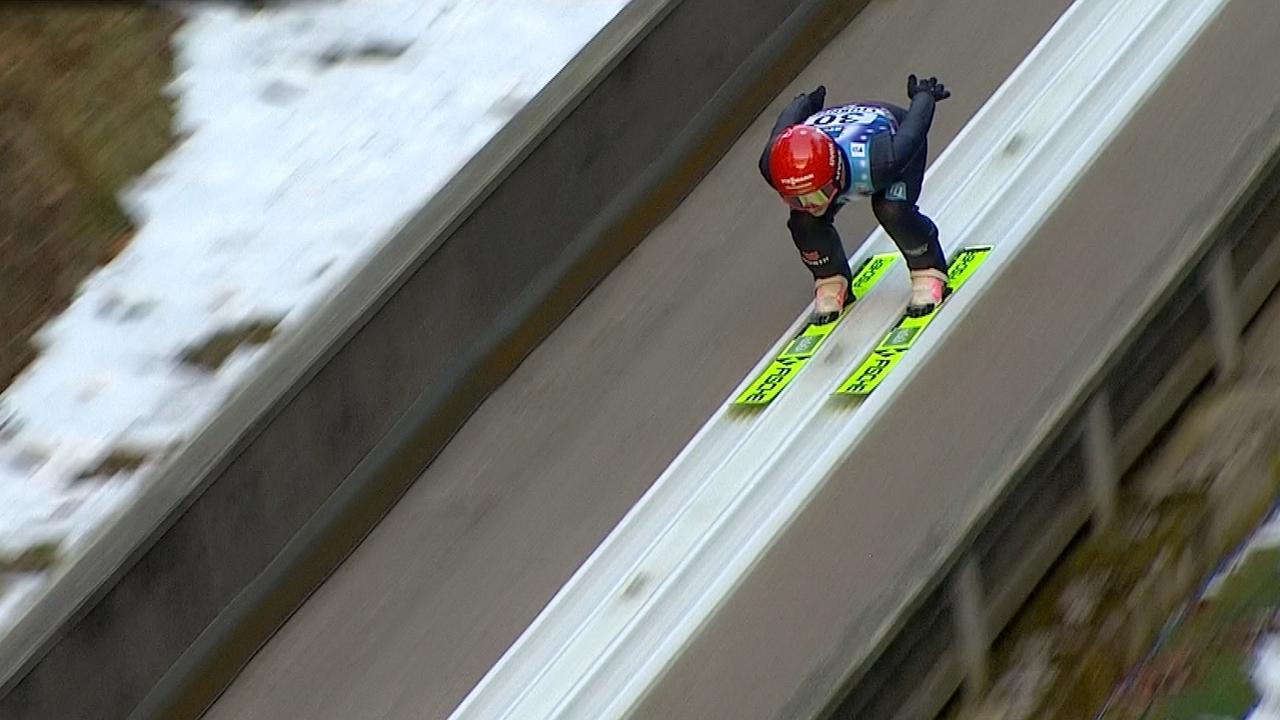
[
  {"left": 905, "top": 267, "right": 951, "bottom": 318},
  {"left": 810, "top": 274, "right": 854, "bottom": 326}
]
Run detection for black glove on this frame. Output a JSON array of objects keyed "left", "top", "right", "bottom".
[
  {"left": 806, "top": 84, "right": 827, "bottom": 113},
  {"left": 907, "top": 74, "right": 950, "bottom": 102}
]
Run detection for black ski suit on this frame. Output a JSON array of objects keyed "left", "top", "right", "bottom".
[{"left": 759, "top": 87, "right": 947, "bottom": 284}]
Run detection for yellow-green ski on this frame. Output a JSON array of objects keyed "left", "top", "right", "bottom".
[
  {"left": 733, "top": 252, "right": 899, "bottom": 406},
  {"left": 834, "top": 245, "right": 992, "bottom": 397}
]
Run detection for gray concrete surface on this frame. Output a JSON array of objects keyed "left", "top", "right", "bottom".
[{"left": 201, "top": 1, "right": 1075, "bottom": 718}]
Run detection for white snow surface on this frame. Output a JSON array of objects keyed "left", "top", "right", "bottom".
[{"left": 0, "top": 0, "right": 627, "bottom": 634}]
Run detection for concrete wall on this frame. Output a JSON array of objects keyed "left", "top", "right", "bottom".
[{"left": 0, "top": 1, "right": 880, "bottom": 718}]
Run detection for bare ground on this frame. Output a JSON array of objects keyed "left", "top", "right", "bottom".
[{"left": 0, "top": 3, "right": 181, "bottom": 391}]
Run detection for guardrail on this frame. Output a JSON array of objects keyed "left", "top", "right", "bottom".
[
  {"left": 448, "top": 0, "right": 1280, "bottom": 718},
  {"left": 0, "top": 0, "right": 885, "bottom": 717}
]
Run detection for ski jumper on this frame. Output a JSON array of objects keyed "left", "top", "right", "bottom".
[{"left": 759, "top": 90, "right": 947, "bottom": 284}]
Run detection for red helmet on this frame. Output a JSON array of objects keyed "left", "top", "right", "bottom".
[{"left": 768, "top": 124, "right": 843, "bottom": 211}]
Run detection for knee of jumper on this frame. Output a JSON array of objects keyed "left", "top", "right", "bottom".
[
  {"left": 872, "top": 199, "right": 935, "bottom": 240},
  {"left": 870, "top": 197, "right": 909, "bottom": 227}
]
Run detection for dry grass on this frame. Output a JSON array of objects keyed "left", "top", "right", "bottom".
[
  {"left": 179, "top": 318, "right": 281, "bottom": 371},
  {"left": 0, "top": 3, "right": 182, "bottom": 390},
  {"left": 0, "top": 540, "right": 60, "bottom": 572}
]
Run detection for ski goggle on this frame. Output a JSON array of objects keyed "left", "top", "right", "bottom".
[{"left": 781, "top": 181, "right": 839, "bottom": 212}]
